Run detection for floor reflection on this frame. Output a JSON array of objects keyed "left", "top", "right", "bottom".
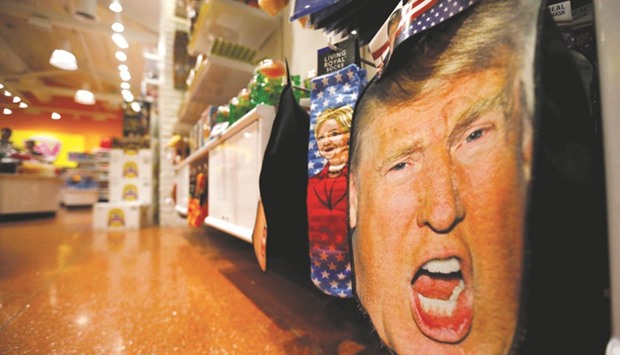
[{"left": 0, "top": 208, "right": 387, "bottom": 353}]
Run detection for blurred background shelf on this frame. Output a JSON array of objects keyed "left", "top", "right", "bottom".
[
  {"left": 187, "top": 0, "right": 279, "bottom": 56},
  {"left": 174, "top": 55, "right": 256, "bottom": 134}
]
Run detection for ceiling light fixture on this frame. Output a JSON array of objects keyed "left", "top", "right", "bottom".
[
  {"left": 120, "top": 82, "right": 130, "bottom": 89},
  {"left": 19, "top": 102, "right": 28, "bottom": 108},
  {"left": 115, "top": 51, "right": 127, "bottom": 62},
  {"left": 12, "top": 96, "right": 21, "bottom": 103},
  {"left": 118, "top": 64, "right": 128, "bottom": 71},
  {"left": 109, "top": 0, "right": 122, "bottom": 13},
  {"left": 111, "top": 33, "right": 129, "bottom": 49},
  {"left": 51, "top": 112, "right": 61, "bottom": 120},
  {"left": 4, "top": 90, "right": 11, "bottom": 97},
  {"left": 27, "top": 14, "right": 52, "bottom": 30},
  {"left": 120, "top": 70, "right": 131, "bottom": 81},
  {"left": 75, "top": 89, "right": 96, "bottom": 105},
  {"left": 3, "top": 108, "right": 12, "bottom": 115},
  {"left": 121, "top": 89, "right": 134, "bottom": 102},
  {"left": 49, "top": 40, "right": 78, "bottom": 71},
  {"left": 74, "top": 0, "right": 98, "bottom": 21},
  {"left": 0, "top": 83, "right": 4, "bottom": 89},
  {"left": 131, "top": 102, "right": 141, "bottom": 112},
  {"left": 112, "top": 22, "right": 125, "bottom": 33}
]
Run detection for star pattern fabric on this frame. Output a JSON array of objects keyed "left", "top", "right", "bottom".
[
  {"left": 307, "top": 64, "right": 366, "bottom": 298},
  {"left": 370, "top": 0, "right": 481, "bottom": 76},
  {"left": 308, "top": 64, "right": 366, "bottom": 177},
  {"left": 396, "top": 0, "right": 480, "bottom": 44}
]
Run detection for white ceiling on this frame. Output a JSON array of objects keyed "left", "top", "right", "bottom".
[{"left": 0, "top": 0, "right": 162, "bottom": 120}]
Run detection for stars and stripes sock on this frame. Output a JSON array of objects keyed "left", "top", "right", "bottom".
[{"left": 307, "top": 64, "right": 367, "bottom": 298}]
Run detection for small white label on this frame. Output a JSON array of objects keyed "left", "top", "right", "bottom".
[
  {"left": 571, "top": 3, "right": 594, "bottom": 27},
  {"left": 548, "top": 1, "right": 572, "bottom": 23}
]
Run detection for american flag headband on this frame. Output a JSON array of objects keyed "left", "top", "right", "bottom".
[{"left": 368, "top": 0, "right": 481, "bottom": 79}]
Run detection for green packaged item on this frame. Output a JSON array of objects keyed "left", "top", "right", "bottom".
[{"left": 215, "top": 105, "right": 230, "bottom": 124}]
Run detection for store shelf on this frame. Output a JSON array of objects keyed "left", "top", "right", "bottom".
[
  {"left": 175, "top": 55, "right": 256, "bottom": 134},
  {"left": 187, "top": 0, "right": 279, "bottom": 56},
  {"left": 176, "top": 100, "right": 209, "bottom": 135},
  {"left": 176, "top": 104, "right": 275, "bottom": 170},
  {"left": 94, "top": 148, "right": 111, "bottom": 202},
  {"left": 61, "top": 188, "right": 99, "bottom": 207},
  {"left": 175, "top": 205, "right": 188, "bottom": 217},
  {"left": 204, "top": 216, "right": 252, "bottom": 243}
]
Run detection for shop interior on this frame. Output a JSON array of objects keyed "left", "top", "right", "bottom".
[{"left": 0, "top": 0, "right": 618, "bottom": 353}]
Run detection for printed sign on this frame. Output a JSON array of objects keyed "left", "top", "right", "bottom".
[
  {"left": 108, "top": 208, "right": 126, "bottom": 227},
  {"left": 317, "top": 37, "right": 360, "bottom": 76},
  {"left": 122, "top": 184, "right": 139, "bottom": 201},
  {"left": 123, "top": 161, "right": 139, "bottom": 178}
]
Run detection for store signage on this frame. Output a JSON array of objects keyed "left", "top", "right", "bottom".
[{"left": 317, "top": 37, "right": 359, "bottom": 76}]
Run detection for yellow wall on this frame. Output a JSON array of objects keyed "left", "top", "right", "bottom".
[{"left": 1, "top": 110, "right": 123, "bottom": 167}]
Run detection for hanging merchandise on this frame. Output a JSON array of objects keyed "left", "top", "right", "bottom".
[
  {"left": 291, "top": 0, "right": 400, "bottom": 45},
  {"left": 256, "top": 61, "right": 311, "bottom": 276},
  {"left": 546, "top": 0, "right": 600, "bottom": 128},
  {"left": 307, "top": 63, "right": 366, "bottom": 298},
  {"left": 290, "top": 0, "right": 341, "bottom": 21},
  {"left": 368, "top": 0, "right": 480, "bottom": 76},
  {"left": 317, "top": 37, "right": 360, "bottom": 76},
  {"left": 347, "top": 0, "right": 609, "bottom": 353}
]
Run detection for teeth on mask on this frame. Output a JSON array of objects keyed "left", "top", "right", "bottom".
[
  {"left": 418, "top": 280, "right": 465, "bottom": 317},
  {"left": 421, "top": 257, "right": 460, "bottom": 274}
]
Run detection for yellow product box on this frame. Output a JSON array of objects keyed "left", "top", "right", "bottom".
[
  {"left": 108, "top": 178, "right": 152, "bottom": 204},
  {"left": 92, "top": 202, "right": 151, "bottom": 231}
]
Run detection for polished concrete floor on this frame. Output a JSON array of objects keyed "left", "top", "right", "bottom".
[{"left": 0, "top": 208, "right": 387, "bottom": 354}]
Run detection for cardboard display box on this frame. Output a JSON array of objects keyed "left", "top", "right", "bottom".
[{"left": 92, "top": 202, "right": 151, "bottom": 231}]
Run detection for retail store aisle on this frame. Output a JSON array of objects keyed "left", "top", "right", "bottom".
[{"left": 0, "top": 209, "right": 386, "bottom": 354}]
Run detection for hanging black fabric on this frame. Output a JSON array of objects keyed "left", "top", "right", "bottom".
[
  {"left": 258, "top": 61, "right": 311, "bottom": 275},
  {"left": 518, "top": 5, "right": 609, "bottom": 353}
]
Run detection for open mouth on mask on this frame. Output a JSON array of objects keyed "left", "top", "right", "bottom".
[{"left": 410, "top": 257, "right": 473, "bottom": 343}]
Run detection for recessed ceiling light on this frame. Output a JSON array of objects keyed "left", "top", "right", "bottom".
[
  {"left": 4, "top": 90, "right": 11, "bottom": 97},
  {"left": 0, "top": 83, "right": 4, "bottom": 89},
  {"left": 112, "top": 22, "right": 124, "bottom": 33},
  {"left": 109, "top": 0, "right": 122, "bottom": 13},
  {"left": 120, "top": 82, "right": 130, "bottom": 89},
  {"left": 120, "top": 70, "right": 131, "bottom": 81},
  {"left": 115, "top": 51, "right": 127, "bottom": 62},
  {"left": 131, "top": 102, "right": 141, "bottom": 112},
  {"left": 12, "top": 96, "right": 21, "bottom": 103},
  {"left": 121, "top": 89, "right": 134, "bottom": 102},
  {"left": 3, "top": 108, "right": 12, "bottom": 115},
  {"left": 19, "top": 102, "right": 28, "bottom": 108},
  {"left": 111, "top": 33, "right": 129, "bottom": 49},
  {"left": 118, "top": 64, "right": 128, "bottom": 71},
  {"left": 51, "top": 112, "right": 61, "bottom": 120}
]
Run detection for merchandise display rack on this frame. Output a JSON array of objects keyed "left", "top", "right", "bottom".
[
  {"left": 204, "top": 104, "right": 275, "bottom": 242},
  {"left": 173, "top": 105, "right": 275, "bottom": 242},
  {"left": 174, "top": 0, "right": 279, "bottom": 135},
  {"left": 176, "top": 104, "right": 274, "bottom": 169},
  {"left": 61, "top": 153, "right": 100, "bottom": 207},
  {"left": 94, "top": 148, "right": 111, "bottom": 201},
  {"left": 187, "top": 0, "right": 279, "bottom": 56},
  {"left": 175, "top": 55, "right": 255, "bottom": 133}
]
